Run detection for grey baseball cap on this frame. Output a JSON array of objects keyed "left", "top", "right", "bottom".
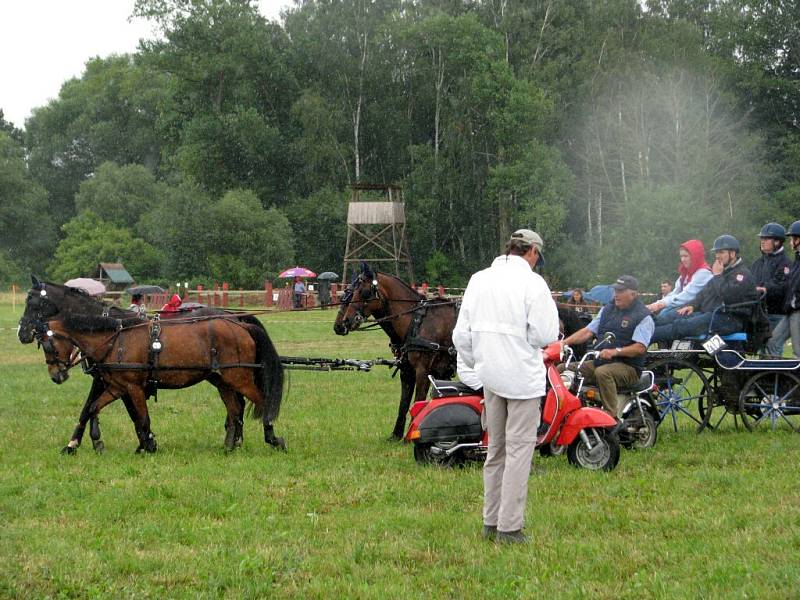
[{"left": 510, "top": 229, "right": 545, "bottom": 266}]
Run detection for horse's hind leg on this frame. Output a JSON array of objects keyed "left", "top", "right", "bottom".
[
  {"left": 232, "top": 374, "right": 285, "bottom": 451},
  {"left": 215, "top": 383, "right": 245, "bottom": 451}
]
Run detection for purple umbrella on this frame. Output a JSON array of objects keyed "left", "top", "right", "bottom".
[{"left": 279, "top": 266, "right": 317, "bottom": 278}]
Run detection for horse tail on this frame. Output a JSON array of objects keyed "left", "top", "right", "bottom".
[{"left": 244, "top": 321, "right": 284, "bottom": 423}]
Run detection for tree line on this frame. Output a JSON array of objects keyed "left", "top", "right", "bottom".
[{"left": 1, "top": 0, "right": 798, "bottom": 290}]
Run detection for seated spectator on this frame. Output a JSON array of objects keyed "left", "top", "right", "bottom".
[
  {"left": 658, "top": 280, "right": 673, "bottom": 300},
  {"left": 650, "top": 235, "right": 758, "bottom": 343},
  {"left": 161, "top": 294, "right": 183, "bottom": 312},
  {"left": 566, "top": 288, "right": 589, "bottom": 313},
  {"left": 647, "top": 239, "right": 712, "bottom": 318}
]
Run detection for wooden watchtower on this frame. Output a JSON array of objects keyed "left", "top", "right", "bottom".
[{"left": 343, "top": 183, "right": 414, "bottom": 284}]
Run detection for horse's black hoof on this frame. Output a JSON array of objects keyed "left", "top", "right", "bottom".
[
  {"left": 92, "top": 440, "right": 105, "bottom": 453},
  {"left": 269, "top": 437, "right": 287, "bottom": 451},
  {"left": 61, "top": 445, "right": 78, "bottom": 455}
]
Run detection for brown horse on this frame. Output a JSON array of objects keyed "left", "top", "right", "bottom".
[
  {"left": 34, "top": 313, "right": 285, "bottom": 453},
  {"left": 18, "top": 276, "right": 270, "bottom": 453},
  {"left": 334, "top": 264, "right": 459, "bottom": 439}
]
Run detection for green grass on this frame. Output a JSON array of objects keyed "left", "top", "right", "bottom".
[{"left": 1, "top": 304, "right": 799, "bottom": 598}]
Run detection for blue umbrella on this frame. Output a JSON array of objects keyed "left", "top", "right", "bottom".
[{"left": 584, "top": 284, "right": 614, "bottom": 305}]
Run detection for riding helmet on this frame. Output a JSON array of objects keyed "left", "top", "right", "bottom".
[
  {"left": 711, "top": 234, "right": 740, "bottom": 252},
  {"left": 758, "top": 222, "right": 786, "bottom": 240},
  {"left": 788, "top": 221, "right": 800, "bottom": 237}
]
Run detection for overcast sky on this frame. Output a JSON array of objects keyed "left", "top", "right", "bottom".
[{"left": 1, "top": 0, "right": 293, "bottom": 129}]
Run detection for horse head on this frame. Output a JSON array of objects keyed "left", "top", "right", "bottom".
[
  {"left": 18, "top": 276, "right": 62, "bottom": 344},
  {"left": 33, "top": 320, "right": 80, "bottom": 384},
  {"left": 333, "top": 265, "right": 384, "bottom": 335}
]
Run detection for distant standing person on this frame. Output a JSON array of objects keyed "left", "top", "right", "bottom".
[
  {"left": 317, "top": 279, "right": 332, "bottom": 309},
  {"left": 567, "top": 288, "right": 588, "bottom": 313},
  {"left": 453, "top": 228, "right": 559, "bottom": 545},
  {"left": 293, "top": 277, "right": 306, "bottom": 309},
  {"left": 128, "top": 293, "right": 146, "bottom": 317}
]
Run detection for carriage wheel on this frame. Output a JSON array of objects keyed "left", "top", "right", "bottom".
[
  {"left": 413, "top": 441, "right": 462, "bottom": 467},
  {"left": 738, "top": 371, "right": 800, "bottom": 433},
  {"left": 648, "top": 359, "right": 713, "bottom": 433}
]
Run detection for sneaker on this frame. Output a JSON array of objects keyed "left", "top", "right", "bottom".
[
  {"left": 496, "top": 529, "right": 528, "bottom": 544},
  {"left": 482, "top": 524, "right": 497, "bottom": 540}
]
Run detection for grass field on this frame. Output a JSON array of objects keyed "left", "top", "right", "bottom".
[{"left": 1, "top": 302, "right": 799, "bottom": 598}]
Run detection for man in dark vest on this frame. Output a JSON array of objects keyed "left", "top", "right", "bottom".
[
  {"left": 561, "top": 275, "right": 654, "bottom": 418},
  {"left": 751, "top": 222, "right": 790, "bottom": 330}
]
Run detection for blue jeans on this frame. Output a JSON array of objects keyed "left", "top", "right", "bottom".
[
  {"left": 766, "top": 312, "right": 800, "bottom": 357},
  {"left": 651, "top": 310, "right": 742, "bottom": 343}
]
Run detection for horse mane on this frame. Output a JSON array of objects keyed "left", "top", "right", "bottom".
[
  {"left": 63, "top": 314, "right": 143, "bottom": 332},
  {"left": 376, "top": 271, "right": 425, "bottom": 300}
]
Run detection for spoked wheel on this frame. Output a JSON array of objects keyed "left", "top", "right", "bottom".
[
  {"left": 738, "top": 371, "right": 800, "bottom": 433},
  {"left": 649, "top": 359, "right": 713, "bottom": 433},
  {"left": 413, "top": 441, "right": 462, "bottom": 466},
  {"left": 567, "top": 428, "right": 620, "bottom": 471}
]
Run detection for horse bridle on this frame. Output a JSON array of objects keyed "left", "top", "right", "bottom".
[
  {"left": 33, "top": 321, "right": 83, "bottom": 376},
  {"left": 339, "top": 274, "right": 383, "bottom": 328}
]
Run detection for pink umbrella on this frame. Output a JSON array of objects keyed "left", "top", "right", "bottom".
[
  {"left": 64, "top": 278, "right": 106, "bottom": 296},
  {"left": 279, "top": 266, "right": 317, "bottom": 278}
]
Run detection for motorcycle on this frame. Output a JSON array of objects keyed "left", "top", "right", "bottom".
[
  {"left": 564, "top": 335, "right": 659, "bottom": 450},
  {"left": 404, "top": 341, "right": 621, "bottom": 471}
]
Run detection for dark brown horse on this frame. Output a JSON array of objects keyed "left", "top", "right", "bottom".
[
  {"left": 334, "top": 264, "right": 459, "bottom": 439},
  {"left": 34, "top": 313, "right": 284, "bottom": 453}
]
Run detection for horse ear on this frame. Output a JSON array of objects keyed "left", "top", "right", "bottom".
[
  {"left": 31, "top": 274, "right": 41, "bottom": 287},
  {"left": 361, "top": 262, "right": 373, "bottom": 278}
]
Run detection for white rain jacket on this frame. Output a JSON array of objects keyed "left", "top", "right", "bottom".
[{"left": 453, "top": 255, "right": 559, "bottom": 399}]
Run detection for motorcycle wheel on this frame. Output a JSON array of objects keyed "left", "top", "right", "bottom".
[
  {"left": 620, "top": 410, "right": 658, "bottom": 450},
  {"left": 538, "top": 441, "right": 567, "bottom": 457},
  {"left": 413, "top": 441, "right": 461, "bottom": 467},
  {"left": 567, "top": 428, "right": 620, "bottom": 471}
]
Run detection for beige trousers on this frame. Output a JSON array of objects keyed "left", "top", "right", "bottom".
[{"left": 482, "top": 389, "right": 541, "bottom": 533}]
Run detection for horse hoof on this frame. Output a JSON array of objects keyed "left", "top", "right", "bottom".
[
  {"left": 61, "top": 445, "right": 78, "bottom": 455},
  {"left": 269, "top": 437, "right": 287, "bottom": 451},
  {"left": 92, "top": 440, "right": 105, "bottom": 453}
]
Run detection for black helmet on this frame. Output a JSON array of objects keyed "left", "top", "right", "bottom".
[
  {"left": 759, "top": 222, "right": 786, "bottom": 240},
  {"left": 712, "top": 234, "right": 740, "bottom": 252},
  {"left": 788, "top": 221, "right": 800, "bottom": 237}
]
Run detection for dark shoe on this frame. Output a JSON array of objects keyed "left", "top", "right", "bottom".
[
  {"left": 482, "top": 524, "right": 497, "bottom": 540},
  {"left": 496, "top": 529, "right": 528, "bottom": 544}
]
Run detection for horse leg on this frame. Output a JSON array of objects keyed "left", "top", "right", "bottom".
[
  {"left": 232, "top": 373, "right": 285, "bottom": 451},
  {"left": 119, "top": 387, "right": 156, "bottom": 454},
  {"left": 62, "top": 377, "right": 104, "bottom": 454},
  {"left": 234, "top": 393, "right": 245, "bottom": 448},
  {"left": 215, "top": 383, "right": 244, "bottom": 451},
  {"left": 392, "top": 366, "right": 416, "bottom": 440}
]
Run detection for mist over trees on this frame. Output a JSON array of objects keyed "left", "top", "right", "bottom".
[{"left": 1, "top": 0, "right": 797, "bottom": 290}]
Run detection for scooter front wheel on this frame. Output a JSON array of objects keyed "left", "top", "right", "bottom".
[{"left": 567, "top": 427, "right": 620, "bottom": 471}]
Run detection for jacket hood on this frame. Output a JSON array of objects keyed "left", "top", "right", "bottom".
[{"left": 679, "top": 239, "right": 711, "bottom": 285}]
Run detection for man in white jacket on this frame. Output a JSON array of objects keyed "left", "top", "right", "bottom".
[{"left": 453, "top": 229, "right": 559, "bottom": 544}]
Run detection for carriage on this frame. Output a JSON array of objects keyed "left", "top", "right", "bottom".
[{"left": 645, "top": 330, "right": 800, "bottom": 434}]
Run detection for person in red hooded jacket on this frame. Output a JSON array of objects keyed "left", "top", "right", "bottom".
[
  {"left": 647, "top": 239, "right": 713, "bottom": 322},
  {"left": 160, "top": 293, "right": 183, "bottom": 312}
]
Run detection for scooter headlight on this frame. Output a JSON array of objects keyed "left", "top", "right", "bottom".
[{"left": 560, "top": 371, "right": 575, "bottom": 389}]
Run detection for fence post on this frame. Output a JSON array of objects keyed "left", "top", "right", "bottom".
[
  {"left": 265, "top": 281, "right": 273, "bottom": 307},
  {"left": 197, "top": 284, "right": 204, "bottom": 305},
  {"left": 421, "top": 282, "right": 429, "bottom": 297},
  {"left": 437, "top": 284, "right": 445, "bottom": 297},
  {"left": 222, "top": 282, "right": 229, "bottom": 308},
  {"left": 239, "top": 287, "right": 244, "bottom": 308}
]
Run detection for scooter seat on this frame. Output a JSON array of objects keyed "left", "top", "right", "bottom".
[
  {"left": 430, "top": 379, "right": 482, "bottom": 398},
  {"left": 616, "top": 372, "right": 654, "bottom": 394}
]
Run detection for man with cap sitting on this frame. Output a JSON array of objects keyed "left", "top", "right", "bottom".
[
  {"left": 650, "top": 235, "right": 758, "bottom": 343},
  {"left": 560, "top": 275, "right": 654, "bottom": 419},
  {"left": 454, "top": 228, "right": 559, "bottom": 545}
]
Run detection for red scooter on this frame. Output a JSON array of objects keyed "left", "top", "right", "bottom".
[{"left": 404, "top": 341, "right": 621, "bottom": 471}]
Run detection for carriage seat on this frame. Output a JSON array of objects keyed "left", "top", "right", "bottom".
[
  {"left": 615, "top": 371, "right": 655, "bottom": 394},
  {"left": 685, "top": 332, "right": 747, "bottom": 342},
  {"left": 430, "top": 379, "right": 482, "bottom": 398}
]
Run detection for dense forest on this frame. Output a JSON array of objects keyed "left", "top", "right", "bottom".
[{"left": 1, "top": 0, "right": 798, "bottom": 290}]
